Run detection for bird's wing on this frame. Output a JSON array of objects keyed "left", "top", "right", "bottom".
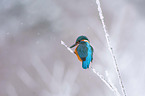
[
  {"left": 91, "top": 45, "right": 93, "bottom": 62},
  {"left": 77, "top": 44, "right": 88, "bottom": 61}
]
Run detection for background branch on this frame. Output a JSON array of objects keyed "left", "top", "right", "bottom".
[{"left": 95, "top": 0, "right": 127, "bottom": 96}]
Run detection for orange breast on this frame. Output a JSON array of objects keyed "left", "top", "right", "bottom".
[{"left": 75, "top": 46, "right": 82, "bottom": 62}]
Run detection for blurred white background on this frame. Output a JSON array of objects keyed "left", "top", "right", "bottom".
[{"left": 0, "top": 0, "right": 145, "bottom": 96}]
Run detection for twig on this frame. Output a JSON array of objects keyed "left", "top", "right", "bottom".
[
  {"left": 61, "top": 40, "right": 121, "bottom": 96},
  {"left": 91, "top": 67, "right": 121, "bottom": 96},
  {"left": 61, "top": 40, "right": 74, "bottom": 54},
  {"left": 105, "top": 71, "right": 121, "bottom": 96},
  {"left": 95, "top": 0, "right": 127, "bottom": 96}
]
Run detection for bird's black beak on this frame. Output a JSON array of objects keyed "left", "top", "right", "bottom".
[{"left": 70, "top": 43, "right": 77, "bottom": 48}]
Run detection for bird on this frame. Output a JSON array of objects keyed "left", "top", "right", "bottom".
[{"left": 70, "top": 36, "right": 93, "bottom": 69}]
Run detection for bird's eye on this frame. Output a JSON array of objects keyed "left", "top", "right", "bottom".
[{"left": 76, "top": 40, "right": 81, "bottom": 44}]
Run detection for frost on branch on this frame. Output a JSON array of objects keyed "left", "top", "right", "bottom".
[
  {"left": 61, "top": 40, "right": 74, "bottom": 54},
  {"left": 61, "top": 40, "right": 121, "bottom": 96},
  {"left": 91, "top": 67, "right": 121, "bottom": 96},
  {"left": 95, "top": 0, "right": 127, "bottom": 96}
]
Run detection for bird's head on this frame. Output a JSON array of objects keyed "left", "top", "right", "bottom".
[{"left": 70, "top": 36, "right": 90, "bottom": 48}]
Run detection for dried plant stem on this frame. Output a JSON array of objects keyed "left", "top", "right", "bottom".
[
  {"left": 95, "top": 0, "right": 127, "bottom": 96},
  {"left": 61, "top": 40, "right": 121, "bottom": 96},
  {"left": 91, "top": 67, "right": 121, "bottom": 96},
  {"left": 61, "top": 40, "right": 74, "bottom": 54}
]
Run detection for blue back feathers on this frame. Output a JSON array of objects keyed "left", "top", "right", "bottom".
[
  {"left": 77, "top": 41, "right": 93, "bottom": 69},
  {"left": 70, "top": 36, "right": 93, "bottom": 69}
]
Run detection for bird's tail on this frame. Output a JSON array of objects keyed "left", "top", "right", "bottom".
[{"left": 82, "top": 61, "right": 90, "bottom": 69}]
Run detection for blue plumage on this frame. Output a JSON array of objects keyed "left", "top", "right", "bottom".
[
  {"left": 77, "top": 41, "right": 93, "bottom": 69},
  {"left": 70, "top": 36, "right": 94, "bottom": 69}
]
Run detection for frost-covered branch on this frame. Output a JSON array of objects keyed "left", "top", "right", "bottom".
[
  {"left": 91, "top": 67, "right": 121, "bottom": 96},
  {"left": 61, "top": 40, "right": 121, "bottom": 96},
  {"left": 105, "top": 71, "right": 121, "bottom": 96},
  {"left": 95, "top": 0, "right": 127, "bottom": 96},
  {"left": 61, "top": 40, "right": 74, "bottom": 54}
]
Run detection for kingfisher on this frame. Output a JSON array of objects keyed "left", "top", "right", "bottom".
[{"left": 70, "top": 36, "right": 94, "bottom": 69}]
